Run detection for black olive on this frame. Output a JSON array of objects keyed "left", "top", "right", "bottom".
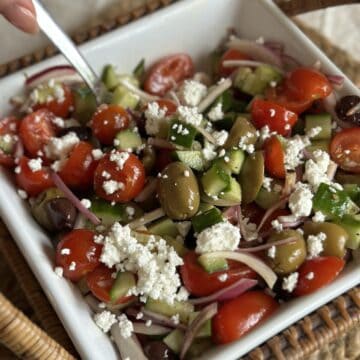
[
  {"left": 335, "top": 95, "right": 360, "bottom": 125},
  {"left": 45, "top": 198, "right": 77, "bottom": 231},
  {"left": 59, "top": 126, "right": 92, "bottom": 141},
  {"left": 143, "top": 341, "right": 177, "bottom": 360}
]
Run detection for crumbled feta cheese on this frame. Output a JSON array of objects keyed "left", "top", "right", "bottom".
[
  {"left": 176, "top": 221, "right": 191, "bottom": 237},
  {"left": 81, "top": 199, "right": 91, "bottom": 209},
  {"left": 271, "top": 219, "right": 283, "bottom": 232},
  {"left": 45, "top": 132, "right": 80, "bottom": 160},
  {"left": 102, "top": 170, "right": 111, "bottom": 179},
  {"left": 242, "top": 217, "right": 258, "bottom": 241},
  {"left": 307, "top": 232, "right": 326, "bottom": 258},
  {"left": 306, "top": 126, "right": 322, "bottom": 138},
  {"left": 94, "top": 234, "right": 105, "bottom": 244},
  {"left": 255, "top": 36, "right": 265, "bottom": 44},
  {"left": 14, "top": 166, "right": 21, "bottom": 174},
  {"left": 126, "top": 206, "right": 135, "bottom": 217},
  {"left": 92, "top": 149, "right": 104, "bottom": 160},
  {"left": 176, "top": 286, "right": 189, "bottom": 302},
  {"left": 51, "top": 159, "right": 65, "bottom": 172},
  {"left": 135, "top": 312, "right": 143, "bottom": 320},
  {"left": 212, "top": 130, "right": 228, "bottom": 146},
  {"left": 145, "top": 319, "right": 152, "bottom": 327},
  {"left": 171, "top": 314, "right": 180, "bottom": 325},
  {"left": 218, "top": 273, "right": 228, "bottom": 282},
  {"left": 179, "top": 80, "right": 207, "bottom": 107},
  {"left": 284, "top": 135, "right": 310, "bottom": 170},
  {"left": 184, "top": 170, "right": 190, "bottom": 177},
  {"left": 98, "top": 302, "right": 106, "bottom": 309},
  {"left": 17, "top": 189, "right": 28, "bottom": 199},
  {"left": 208, "top": 102, "right": 224, "bottom": 121},
  {"left": 238, "top": 132, "right": 256, "bottom": 154},
  {"left": 306, "top": 272, "right": 315, "bottom": 280},
  {"left": 109, "top": 151, "right": 129, "bottom": 170},
  {"left": 263, "top": 177, "right": 273, "bottom": 192},
  {"left": 303, "top": 150, "right": 331, "bottom": 190},
  {"left": 177, "top": 106, "right": 203, "bottom": 127},
  {"left": 28, "top": 157, "right": 42, "bottom": 172},
  {"left": 268, "top": 246, "right": 276, "bottom": 259},
  {"left": 117, "top": 314, "right": 133, "bottom": 339},
  {"left": 218, "top": 148, "right": 226, "bottom": 157},
  {"left": 312, "top": 211, "right": 326, "bottom": 223},
  {"left": 282, "top": 272, "right": 299, "bottom": 293},
  {"left": 144, "top": 102, "right": 168, "bottom": 135},
  {"left": 69, "top": 261, "right": 76, "bottom": 271},
  {"left": 54, "top": 266, "right": 63, "bottom": 277},
  {"left": 52, "top": 117, "right": 65, "bottom": 128},
  {"left": 259, "top": 125, "right": 272, "bottom": 141},
  {"left": 103, "top": 180, "right": 124, "bottom": 195},
  {"left": 202, "top": 141, "right": 217, "bottom": 161},
  {"left": 195, "top": 221, "right": 241, "bottom": 254},
  {"left": 94, "top": 311, "right": 117, "bottom": 333},
  {"left": 60, "top": 248, "right": 70, "bottom": 255},
  {"left": 289, "top": 183, "right": 313, "bottom": 217}
]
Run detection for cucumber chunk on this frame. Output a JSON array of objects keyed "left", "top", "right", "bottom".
[
  {"left": 172, "top": 150, "right": 208, "bottom": 171},
  {"left": 111, "top": 85, "right": 140, "bottom": 109},
  {"left": 305, "top": 113, "right": 332, "bottom": 140},
  {"left": 102, "top": 64, "right": 120, "bottom": 90},
  {"left": 109, "top": 271, "right": 136, "bottom": 303},
  {"left": 148, "top": 218, "right": 179, "bottom": 238},
  {"left": 201, "top": 164, "right": 230, "bottom": 197},
  {"left": 198, "top": 253, "right": 228, "bottom": 273},
  {"left": 192, "top": 207, "right": 223, "bottom": 233},
  {"left": 188, "top": 312, "right": 212, "bottom": 337},
  {"left": 114, "top": 129, "right": 142, "bottom": 151},
  {"left": 132, "top": 58, "right": 145, "bottom": 82},
  {"left": 168, "top": 120, "right": 197, "bottom": 148},
  {"left": 163, "top": 329, "right": 184, "bottom": 354},
  {"left": 215, "top": 149, "right": 245, "bottom": 175},
  {"left": 72, "top": 84, "right": 97, "bottom": 124},
  {"left": 336, "top": 214, "right": 360, "bottom": 249},
  {"left": 306, "top": 140, "right": 330, "bottom": 154},
  {"left": 219, "top": 177, "right": 242, "bottom": 203}
]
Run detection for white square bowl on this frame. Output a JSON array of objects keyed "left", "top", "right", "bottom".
[{"left": 0, "top": 0, "right": 359, "bottom": 359}]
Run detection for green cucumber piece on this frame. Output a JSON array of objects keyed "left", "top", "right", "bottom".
[
  {"left": 306, "top": 140, "right": 330, "bottom": 154},
  {"left": 198, "top": 253, "right": 228, "bottom": 273},
  {"left": 189, "top": 312, "right": 212, "bottom": 337},
  {"left": 145, "top": 298, "right": 194, "bottom": 323},
  {"left": 336, "top": 214, "right": 360, "bottom": 249},
  {"left": 163, "top": 329, "right": 184, "bottom": 354},
  {"left": 111, "top": 85, "right": 140, "bottom": 109},
  {"left": 168, "top": 120, "right": 197, "bottom": 148},
  {"left": 172, "top": 150, "right": 208, "bottom": 171},
  {"left": 219, "top": 177, "right": 242, "bottom": 203},
  {"left": 215, "top": 149, "right": 245, "bottom": 175},
  {"left": 201, "top": 164, "right": 230, "bottom": 197},
  {"left": 305, "top": 113, "right": 332, "bottom": 140},
  {"left": 187, "top": 338, "right": 213, "bottom": 358},
  {"left": 102, "top": 64, "right": 119, "bottom": 90},
  {"left": 0, "top": 135, "right": 16, "bottom": 154},
  {"left": 192, "top": 207, "right": 223, "bottom": 233},
  {"left": 148, "top": 218, "right": 179, "bottom": 238},
  {"left": 343, "top": 184, "right": 360, "bottom": 205},
  {"left": 255, "top": 186, "right": 281, "bottom": 210},
  {"left": 72, "top": 84, "right": 97, "bottom": 124},
  {"left": 109, "top": 271, "right": 136, "bottom": 303},
  {"left": 114, "top": 129, "right": 142, "bottom": 151},
  {"left": 132, "top": 58, "right": 145, "bottom": 82},
  {"left": 197, "top": 203, "right": 215, "bottom": 215}
]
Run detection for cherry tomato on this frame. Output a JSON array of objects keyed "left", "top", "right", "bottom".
[
  {"left": 285, "top": 67, "right": 332, "bottom": 102},
  {"left": 19, "top": 109, "right": 56, "bottom": 157},
  {"left": 180, "top": 252, "right": 257, "bottom": 297},
  {"left": 94, "top": 151, "right": 146, "bottom": 203},
  {"left": 15, "top": 156, "right": 53, "bottom": 196},
  {"left": 154, "top": 99, "right": 178, "bottom": 116},
  {"left": 212, "top": 291, "right": 279, "bottom": 344},
  {"left": 219, "top": 48, "right": 251, "bottom": 77},
  {"left": 241, "top": 203, "right": 265, "bottom": 227},
  {"left": 91, "top": 104, "right": 129, "bottom": 146},
  {"left": 86, "top": 265, "right": 134, "bottom": 304},
  {"left": 56, "top": 229, "right": 102, "bottom": 282},
  {"left": 33, "top": 83, "right": 74, "bottom": 118},
  {"left": 251, "top": 99, "right": 298, "bottom": 136},
  {"left": 144, "top": 54, "right": 194, "bottom": 96},
  {"left": 330, "top": 128, "right": 360, "bottom": 173},
  {"left": 58, "top": 141, "right": 98, "bottom": 190},
  {"left": 260, "top": 209, "right": 290, "bottom": 236},
  {"left": 154, "top": 149, "right": 173, "bottom": 172},
  {"left": 294, "top": 256, "right": 345, "bottom": 296},
  {"left": 264, "top": 136, "right": 285, "bottom": 178},
  {"left": 0, "top": 116, "right": 19, "bottom": 168}
]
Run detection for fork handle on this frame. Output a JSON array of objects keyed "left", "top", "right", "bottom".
[{"left": 276, "top": 0, "right": 359, "bottom": 16}]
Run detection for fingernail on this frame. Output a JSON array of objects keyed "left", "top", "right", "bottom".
[{"left": 4, "top": 4, "right": 39, "bottom": 34}]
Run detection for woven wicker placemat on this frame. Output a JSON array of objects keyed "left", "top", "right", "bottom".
[{"left": 0, "top": 1, "right": 359, "bottom": 359}]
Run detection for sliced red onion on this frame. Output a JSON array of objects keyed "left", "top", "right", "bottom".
[
  {"left": 134, "top": 177, "right": 157, "bottom": 202},
  {"left": 238, "top": 236, "right": 297, "bottom": 253},
  {"left": 119, "top": 78, "right": 159, "bottom": 103},
  {"left": 147, "top": 137, "right": 176, "bottom": 150},
  {"left": 25, "top": 65, "right": 82, "bottom": 88},
  {"left": 205, "top": 251, "right": 277, "bottom": 289},
  {"left": 257, "top": 196, "right": 289, "bottom": 232},
  {"left": 326, "top": 74, "right": 344, "bottom": 86},
  {"left": 264, "top": 41, "right": 284, "bottom": 55},
  {"left": 13, "top": 140, "right": 24, "bottom": 159},
  {"left": 133, "top": 322, "right": 171, "bottom": 336},
  {"left": 222, "top": 206, "right": 238, "bottom": 224},
  {"left": 277, "top": 215, "right": 305, "bottom": 228},
  {"left": 223, "top": 60, "right": 284, "bottom": 74},
  {"left": 128, "top": 208, "right": 165, "bottom": 229},
  {"left": 189, "top": 278, "right": 257, "bottom": 305},
  {"left": 236, "top": 205, "right": 252, "bottom": 242},
  {"left": 282, "top": 172, "right": 296, "bottom": 196},
  {"left": 303, "top": 148, "right": 316, "bottom": 161},
  {"left": 197, "top": 78, "right": 232, "bottom": 112},
  {"left": 192, "top": 72, "right": 212, "bottom": 87},
  {"left": 50, "top": 171, "right": 101, "bottom": 225},
  {"left": 193, "top": 124, "right": 217, "bottom": 144},
  {"left": 295, "top": 165, "right": 303, "bottom": 182},
  {"left": 111, "top": 328, "right": 148, "bottom": 360},
  {"left": 180, "top": 303, "right": 218, "bottom": 360},
  {"left": 227, "top": 36, "right": 282, "bottom": 68},
  {"left": 281, "top": 54, "right": 301, "bottom": 69},
  {"left": 168, "top": 90, "right": 181, "bottom": 106},
  {"left": 327, "top": 161, "right": 338, "bottom": 181},
  {"left": 323, "top": 93, "right": 352, "bottom": 129}
]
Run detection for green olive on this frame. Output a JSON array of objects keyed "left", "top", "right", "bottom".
[
  {"left": 158, "top": 162, "right": 200, "bottom": 220},
  {"left": 303, "top": 221, "right": 348, "bottom": 258},
  {"left": 267, "top": 229, "right": 306, "bottom": 275},
  {"left": 239, "top": 151, "right": 264, "bottom": 204},
  {"left": 224, "top": 116, "right": 257, "bottom": 149},
  {"left": 141, "top": 145, "right": 156, "bottom": 173}
]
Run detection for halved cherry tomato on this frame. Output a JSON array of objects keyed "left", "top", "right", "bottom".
[
  {"left": 294, "top": 256, "right": 345, "bottom": 296},
  {"left": 144, "top": 54, "right": 194, "bottom": 96},
  {"left": 91, "top": 104, "right": 130, "bottom": 146},
  {"left": 58, "top": 141, "right": 98, "bottom": 190},
  {"left": 264, "top": 136, "right": 285, "bottom": 178},
  {"left": 19, "top": 109, "right": 56, "bottom": 157},
  {"left": 56, "top": 229, "right": 102, "bottom": 282},
  {"left": 218, "top": 48, "right": 251, "bottom": 77},
  {"left": 285, "top": 67, "right": 332, "bottom": 102},
  {"left": 86, "top": 265, "right": 134, "bottom": 304},
  {"left": 154, "top": 99, "right": 178, "bottom": 116},
  {"left": 15, "top": 156, "right": 53, "bottom": 196},
  {"left": 0, "top": 116, "right": 19, "bottom": 168},
  {"left": 94, "top": 151, "right": 146, "bottom": 203},
  {"left": 212, "top": 291, "right": 279, "bottom": 344},
  {"left": 180, "top": 251, "right": 257, "bottom": 297},
  {"left": 33, "top": 83, "right": 74, "bottom": 118},
  {"left": 251, "top": 99, "right": 298, "bottom": 136},
  {"left": 330, "top": 128, "right": 360, "bottom": 173},
  {"left": 260, "top": 209, "right": 290, "bottom": 237}
]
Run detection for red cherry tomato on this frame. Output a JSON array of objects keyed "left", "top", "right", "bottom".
[
  {"left": 294, "top": 256, "right": 345, "bottom": 296},
  {"left": 285, "top": 67, "right": 332, "bottom": 102},
  {"left": 154, "top": 99, "right": 178, "bottom": 116},
  {"left": 58, "top": 141, "right": 98, "bottom": 190},
  {"left": 19, "top": 109, "right": 56, "bottom": 157},
  {"left": 251, "top": 99, "right": 298, "bottom": 136},
  {"left": 94, "top": 151, "right": 146, "bottom": 203},
  {"left": 264, "top": 136, "right": 285, "bottom": 178},
  {"left": 144, "top": 54, "right": 194, "bottom": 96},
  {"left": 33, "top": 83, "right": 74, "bottom": 118},
  {"left": 180, "top": 252, "right": 257, "bottom": 297},
  {"left": 260, "top": 209, "right": 290, "bottom": 236},
  {"left": 15, "top": 156, "right": 53, "bottom": 196},
  {"left": 86, "top": 265, "right": 134, "bottom": 304},
  {"left": 212, "top": 291, "right": 279, "bottom": 344},
  {"left": 218, "top": 48, "right": 251, "bottom": 77},
  {"left": 56, "top": 229, "right": 102, "bottom": 282},
  {"left": 91, "top": 105, "right": 130, "bottom": 146},
  {"left": 330, "top": 128, "right": 360, "bottom": 173},
  {"left": 0, "top": 116, "right": 19, "bottom": 168}
]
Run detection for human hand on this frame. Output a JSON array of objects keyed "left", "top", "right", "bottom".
[{"left": 0, "top": 0, "right": 38, "bottom": 33}]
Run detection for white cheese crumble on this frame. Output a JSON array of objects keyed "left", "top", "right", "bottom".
[
  {"left": 212, "top": 130, "right": 229, "bottom": 146},
  {"left": 136, "top": 312, "right": 144, "bottom": 320},
  {"left": 94, "top": 311, "right": 117, "bottom": 333},
  {"left": 179, "top": 80, "right": 207, "bottom": 107},
  {"left": 195, "top": 221, "right": 241, "bottom": 254},
  {"left": 126, "top": 206, "right": 135, "bottom": 217},
  {"left": 282, "top": 272, "right": 299, "bottom": 293},
  {"left": 284, "top": 135, "right": 310, "bottom": 170},
  {"left": 91, "top": 149, "right": 104, "bottom": 160},
  {"left": 303, "top": 150, "right": 331, "bottom": 190},
  {"left": 289, "top": 183, "right": 313, "bottom": 217},
  {"left": 218, "top": 273, "right": 228, "bottom": 282},
  {"left": 263, "top": 177, "right": 273, "bottom": 192},
  {"left": 103, "top": 180, "right": 124, "bottom": 195},
  {"left": 306, "top": 126, "right": 322, "bottom": 138},
  {"left": 144, "top": 101, "right": 167, "bottom": 135},
  {"left": 177, "top": 106, "right": 203, "bottom": 127},
  {"left": 271, "top": 219, "right": 283, "bottom": 232},
  {"left": 54, "top": 266, "right": 63, "bottom": 277},
  {"left": 117, "top": 314, "right": 133, "bottom": 339},
  {"left": 184, "top": 170, "right": 190, "bottom": 177},
  {"left": 307, "top": 232, "right": 326, "bottom": 258},
  {"left": 28, "top": 157, "right": 42, "bottom": 172},
  {"left": 109, "top": 151, "right": 130, "bottom": 170},
  {"left": 312, "top": 211, "right": 326, "bottom": 223},
  {"left": 208, "top": 102, "right": 224, "bottom": 121},
  {"left": 171, "top": 314, "right": 180, "bottom": 325},
  {"left": 45, "top": 132, "right": 80, "bottom": 160},
  {"left": 52, "top": 117, "right": 65, "bottom": 128},
  {"left": 306, "top": 272, "right": 315, "bottom": 280},
  {"left": 60, "top": 248, "right": 70, "bottom": 255},
  {"left": 145, "top": 319, "right": 152, "bottom": 327},
  {"left": 176, "top": 221, "right": 191, "bottom": 237},
  {"left": 242, "top": 217, "right": 258, "bottom": 241},
  {"left": 80, "top": 199, "right": 91, "bottom": 209},
  {"left": 202, "top": 141, "right": 217, "bottom": 161},
  {"left": 69, "top": 261, "right": 76, "bottom": 271},
  {"left": 17, "top": 189, "right": 28, "bottom": 199},
  {"left": 267, "top": 246, "right": 276, "bottom": 259},
  {"left": 14, "top": 166, "right": 21, "bottom": 174}
]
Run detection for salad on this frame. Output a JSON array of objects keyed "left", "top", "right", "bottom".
[{"left": 1, "top": 34, "right": 360, "bottom": 359}]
